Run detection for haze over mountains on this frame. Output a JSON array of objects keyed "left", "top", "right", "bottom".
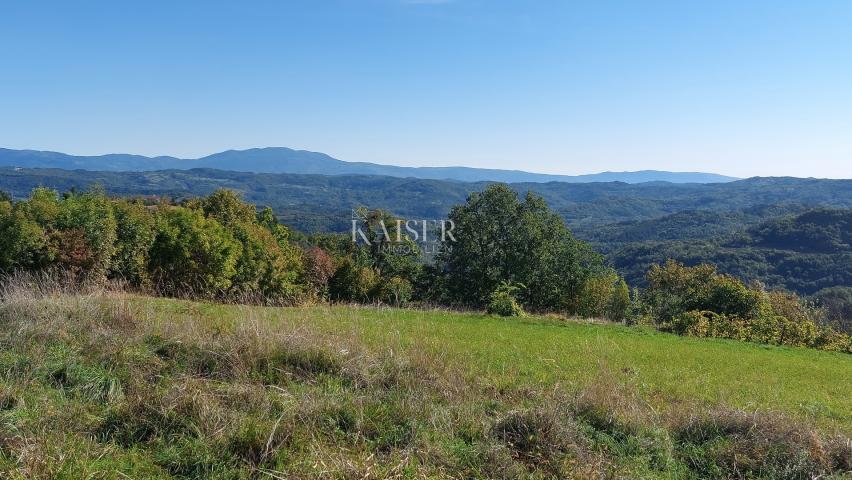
[{"left": 0, "top": 147, "right": 738, "bottom": 184}]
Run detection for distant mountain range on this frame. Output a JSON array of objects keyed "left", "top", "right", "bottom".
[{"left": 0, "top": 147, "right": 738, "bottom": 184}]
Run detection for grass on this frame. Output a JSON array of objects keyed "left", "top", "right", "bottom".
[
  {"left": 0, "top": 282, "right": 850, "bottom": 478},
  {"left": 141, "top": 299, "right": 852, "bottom": 431}
]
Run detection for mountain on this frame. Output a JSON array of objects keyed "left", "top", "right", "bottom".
[{"left": 0, "top": 147, "right": 738, "bottom": 184}]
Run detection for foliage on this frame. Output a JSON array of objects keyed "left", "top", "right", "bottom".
[
  {"left": 302, "top": 246, "right": 336, "bottom": 299},
  {"left": 608, "top": 277, "right": 631, "bottom": 322},
  {"left": 328, "top": 256, "right": 379, "bottom": 303},
  {"left": 811, "top": 286, "right": 852, "bottom": 334},
  {"left": 645, "top": 261, "right": 851, "bottom": 352},
  {"left": 3, "top": 168, "right": 852, "bottom": 299},
  {"left": 378, "top": 276, "right": 414, "bottom": 307},
  {"left": 438, "top": 184, "right": 607, "bottom": 313},
  {"left": 487, "top": 282, "right": 525, "bottom": 317},
  {"left": 148, "top": 206, "right": 242, "bottom": 296},
  {"left": 0, "top": 188, "right": 117, "bottom": 282},
  {"left": 110, "top": 199, "right": 156, "bottom": 286},
  {"left": 574, "top": 272, "right": 632, "bottom": 321}
]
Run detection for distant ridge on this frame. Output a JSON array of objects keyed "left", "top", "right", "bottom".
[{"left": 0, "top": 147, "right": 738, "bottom": 184}]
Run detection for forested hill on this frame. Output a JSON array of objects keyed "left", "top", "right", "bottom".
[
  {"left": 605, "top": 209, "right": 852, "bottom": 295},
  {"left": 734, "top": 209, "right": 852, "bottom": 253},
  {"left": 0, "top": 147, "right": 738, "bottom": 184},
  {"left": 1, "top": 166, "right": 851, "bottom": 296},
  {"left": 0, "top": 167, "right": 849, "bottom": 232}
]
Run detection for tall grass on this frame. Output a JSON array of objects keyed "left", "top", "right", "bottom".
[{"left": 0, "top": 273, "right": 849, "bottom": 478}]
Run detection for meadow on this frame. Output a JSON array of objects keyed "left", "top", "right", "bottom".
[
  {"left": 1, "top": 282, "right": 850, "bottom": 479},
  {"left": 145, "top": 299, "right": 852, "bottom": 431}
]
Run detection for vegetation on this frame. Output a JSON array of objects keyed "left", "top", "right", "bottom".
[
  {"left": 640, "top": 261, "right": 851, "bottom": 352},
  {"left": 0, "top": 277, "right": 849, "bottom": 479},
  {"left": 1, "top": 184, "right": 849, "bottom": 354},
  {"left": 3, "top": 168, "right": 852, "bottom": 301},
  {"left": 606, "top": 208, "right": 852, "bottom": 296},
  {"left": 437, "top": 184, "right": 616, "bottom": 313},
  {"left": 486, "top": 282, "right": 525, "bottom": 317}
]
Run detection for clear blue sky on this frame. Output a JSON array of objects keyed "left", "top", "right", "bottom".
[{"left": 2, "top": 1, "right": 851, "bottom": 178}]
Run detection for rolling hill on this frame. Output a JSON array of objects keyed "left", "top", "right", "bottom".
[
  {"left": 2, "top": 166, "right": 851, "bottom": 296},
  {"left": 0, "top": 147, "right": 738, "bottom": 184}
]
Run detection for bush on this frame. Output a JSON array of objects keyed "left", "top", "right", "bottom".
[
  {"left": 110, "top": 200, "right": 156, "bottom": 287},
  {"left": 487, "top": 282, "right": 525, "bottom": 317},
  {"left": 328, "top": 257, "right": 380, "bottom": 303},
  {"left": 0, "top": 188, "right": 118, "bottom": 282},
  {"left": 608, "top": 277, "right": 631, "bottom": 322},
  {"left": 302, "top": 247, "right": 336, "bottom": 299},
  {"left": 646, "top": 261, "right": 851, "bottom": 352},
  {"left": 148, "top": 207, "right": 242, "bottom": 297},
  {"left": 378, "top": 276, "right": 413, "bottom": 307}
]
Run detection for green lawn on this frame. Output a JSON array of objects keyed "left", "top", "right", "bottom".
[{"left": 139, "top": 299, "right": 852, "bottom": 433}]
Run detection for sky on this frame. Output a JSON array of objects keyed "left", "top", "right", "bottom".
[{"left": 1, "top": 1, "right": 851, "bottom": 178}]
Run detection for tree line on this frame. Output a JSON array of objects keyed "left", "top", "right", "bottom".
[{"left": 0, "top": 185, "right": 848, "bottom": 352}]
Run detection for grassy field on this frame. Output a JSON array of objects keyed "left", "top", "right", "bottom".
[
  {"left": 144, "top": 299, "right": 852, "bottom": 431},
  {"left": 1, "top": 287, "right": 850, "bottom": 478}
]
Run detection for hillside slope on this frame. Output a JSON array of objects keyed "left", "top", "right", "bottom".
[
  {"left": 0, "top": 289, "right": 850, "bottom": 478},
  {"left": 606, "top": 209, "right": 852, "bottom": 294}
]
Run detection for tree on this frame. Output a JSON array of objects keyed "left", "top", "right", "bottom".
[
  {"left": 110, "top": 200, "right": 156, "bottom": 286},
  {"left": 0, "top": 208, "right": 50, "bottom": 272},
  {"left": 54, "top": 188, "right": 118, "bottom": 281},
  {"left": 328, "top": 256, "right": 379, "bottom": 303},
  {"left": 438, "top": 184, "right": 607, "bottom": 313},
  {"left": 201, "top": 189, "right": 256, "bottom": 226},
  {"left": 811, "top": 286, "right": 852, "bottom": 334},
  {"left": 228, "top": 221, "right": 303, "bottom": 303},
  {"left": 148, "top": 207, "right": 242, "bottom": 297},
  {"left": 608, "top": 278, "right": 631, "bottom": 322}
]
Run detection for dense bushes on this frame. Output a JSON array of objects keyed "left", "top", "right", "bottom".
[
  {"left": 642, "top": 260, "right": 851, "bottom": 352},
  {"left": 0, "top": 188, "right": 306, "bottom": 304}
]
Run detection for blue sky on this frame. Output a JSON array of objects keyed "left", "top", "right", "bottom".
[{"left": 1, "top": 1, "right": 851, "bottom": 178}]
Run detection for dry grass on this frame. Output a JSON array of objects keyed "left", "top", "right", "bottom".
[{"left": 0, "top": 273, "right": 849, "bottom": 479}]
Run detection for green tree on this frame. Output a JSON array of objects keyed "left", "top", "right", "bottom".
[
  {"left": 53, "top": 188, "right": 118, "bottom": 281},
  {"left": 148, "top": 207, "right": 242, "bottom": 297},
  {"left": 110, "top": 200, "right": 156, "bottom": 286},
  {"left": 608, "top": 277, "right": 631, "bottom": 322},
  {"left": 0, "top": 208, "right": 50, "bottom": 272},
  {"left": 438, "top": 184, "right": 606, "bottom": 312}
]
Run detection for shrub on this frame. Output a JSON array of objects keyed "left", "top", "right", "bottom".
[
  {"left": 608, "top": 277, "right": 631, "bottom": 322},
  {"left": 487, "top": 282, "right": 525, "bottom": 317},
  {"left": 53, "top": 188, "right": 117, "bottom": 282},
  {"left": 328, "top": 257, "right": 380, "bottom": 303},
  {"left": 228, "top": 221, "right": 303, "bottom": 304},
  {"left": 645, "top": 261, "right": 852, "bottom": 352},
  {"left": 302, "top": 246, "right": 336, "bottom": 299},
  {"left": 148, "top": 207, "right": 242, "bottom": 297},
  {"left": 378, "top": 276, "right": 413, "bottom": 307},
  {"left": 110, "top": 200, "right": 156, "bottom": 287}
]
